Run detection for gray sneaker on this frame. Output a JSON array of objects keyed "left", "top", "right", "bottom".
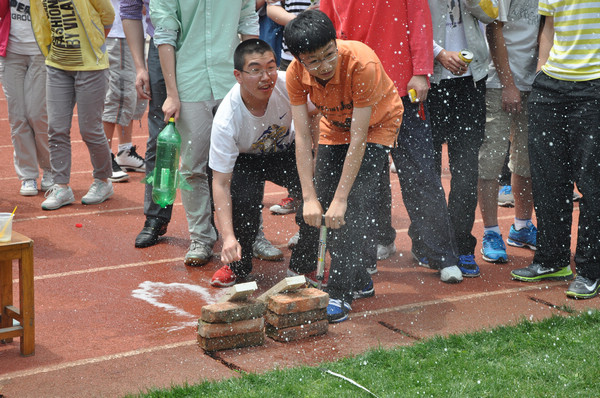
[
  {"left": 253, "top": 236, "right": 283, "bottom": 261},
  {"left": 42, "top": 185, "right": 75, "bottom": 210},
  {"left": 440, "top": 265, "right": 463, "bottom": 284},
  {"left": 82, "top": 179, "right": 114, "bottom": 205},
  {"left": 185, "top": 240, "right": 212, "bottom": 266},
  {"left": 287, "top": 231, "right": 300, "bottom": 249},
  {"left": 377, "top": 242, "right": 397, "bottom": 260}
]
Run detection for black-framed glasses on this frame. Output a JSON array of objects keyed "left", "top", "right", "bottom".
[{"left": 241, "top": 66, "right": 278, "bottom": 77}]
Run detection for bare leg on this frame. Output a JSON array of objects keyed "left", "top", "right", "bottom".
[
  {"left": 513, "top": 173, "right": 533, "bottom": 221},
  {"left": 478, "top": 178, "right": 499, "bottom": 228}
]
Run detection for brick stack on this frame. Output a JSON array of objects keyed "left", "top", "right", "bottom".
[
  {"left": 265, "top": 287, "right": 329, "bottom": 342},
  {"left": 198, "top": 282, "right": 266, "bottom": 352}
]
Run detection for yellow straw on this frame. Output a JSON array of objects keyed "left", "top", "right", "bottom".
[{"left": 0, "top": 206, "right": 17, "bottom": 238}]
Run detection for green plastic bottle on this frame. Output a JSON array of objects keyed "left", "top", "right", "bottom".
[{"left": 152, "top": 118, "right": 181, "bottom": 208}]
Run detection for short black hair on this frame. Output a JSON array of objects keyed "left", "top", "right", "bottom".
[
  {"left": 283, "top": 10, "right": 337, "bottom": 58},
  {"left": 234, "top": 39, "right": 275, "bottom": 71}
]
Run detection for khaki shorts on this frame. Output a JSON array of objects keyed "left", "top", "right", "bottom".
[
  {"left": 478, "top": 88, "right": 531, "bottom": 180},
  {"left": 103, "top": 37, "right": 146, "bottom": 126}
]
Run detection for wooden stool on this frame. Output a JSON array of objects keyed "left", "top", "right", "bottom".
[{"left": 0, "top": 231, "right": 34, "bottom": 356}]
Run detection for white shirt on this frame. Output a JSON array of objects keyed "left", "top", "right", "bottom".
[
  {"left": 486, "top": 0, "right": 540, "bottom": 91},
  {"left": 209, "top": 71, "right": 295, "bottom": 174},
  {"left": 8, "top": 0, "right": 39, "bottom": 55}
]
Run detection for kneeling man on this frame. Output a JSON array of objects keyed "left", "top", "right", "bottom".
[{"left": 209, "top": 39, "right": 318, "bottom": 287}]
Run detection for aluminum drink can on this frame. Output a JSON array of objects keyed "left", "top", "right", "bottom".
[
  {"left": 408, "top": 89, "right": 418, "bottom": 103},
  {"left": 459, "top": 50, "right": 474, "bottom": 64}
]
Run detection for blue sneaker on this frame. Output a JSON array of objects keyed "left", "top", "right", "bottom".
[
  {"left": 507, "top": 221, "right": 537, "bottom": 250},
  {"left": 498, "top": 185, "right": 514, "bottom": 207},
  {"left": 481, "top": 231, "right": 507, "bottom": 263},
  {"left": 353, "top": 280, "right": 375, "bottom": 300},
  {"left": 411, "top": 250, "right": 430, "bottom": 268},
  {"left": 327, "top": 298, "right": 352, "bottom": 323},
  {"left": 458, "top": 254, "right": 480, "bottom": 277}
]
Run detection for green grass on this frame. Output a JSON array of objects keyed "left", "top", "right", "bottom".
[{"left": 132, "top": 309, "right": 600, "bottom": 398}]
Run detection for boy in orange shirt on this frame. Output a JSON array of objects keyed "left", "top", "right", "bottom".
[{"left": 284, "top": 10, "right": 403, "bottom": 322}]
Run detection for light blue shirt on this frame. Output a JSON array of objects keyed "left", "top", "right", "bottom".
[{"left": 150, "top": 0, "right": 259, "bottom": 102}]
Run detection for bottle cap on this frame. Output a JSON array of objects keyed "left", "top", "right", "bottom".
[{"left": 169, "top": 117, "right": 175, "bottom": 123}]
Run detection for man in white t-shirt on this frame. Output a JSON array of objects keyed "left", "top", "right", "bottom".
[
  {"left": 477, "top": 0, "right": 540, "bottom": 263},
  {"left": 209, "top": 39, "right": 319, "bottom": 287}
]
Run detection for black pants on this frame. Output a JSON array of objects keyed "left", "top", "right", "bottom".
[
  {"left": 292, "top": 143, "right": 387, "bottom": 303},
  {"left": 428, "top": 76, "right": 486, "bottom": 256},
  {"left": 377, "top": 97, "right": 458, "bottom": 269},
  {"left": 228, "top": 147, "right": 312, "bottom": 277},
  {"left": 529, "top": 72, "right": 600, "bottom": 279},
  {"left": 144, "top": 39, "right": 173, "bottom": 222}
]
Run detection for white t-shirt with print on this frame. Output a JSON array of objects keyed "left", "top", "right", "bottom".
[
  {"left": 486, "top": 0, "right": 540, "bottom": 91},
  {"left": 8, "top": 0, "right": 39, "bottom": 55},
  {"left": 209, "top": 71, "right": 295, "bottom": 174}
]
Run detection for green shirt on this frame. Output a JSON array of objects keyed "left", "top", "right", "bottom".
[{"left": 150, "top": 0, "right": 258, "bottom": 102}]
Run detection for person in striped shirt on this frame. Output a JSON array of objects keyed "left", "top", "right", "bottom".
[{"left": 510, "top": 0, "right": 600, "bottom": 299}]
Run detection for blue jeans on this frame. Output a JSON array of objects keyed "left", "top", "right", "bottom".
[{"left": 529, "top": 72, "right": 600, "bottom": 279}]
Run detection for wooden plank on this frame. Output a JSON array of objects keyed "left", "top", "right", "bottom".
[
  {"left": 217, "top": 281, "right": 258, "bottom": 303},
  {"left": 256, "top": 275, "right": 306, "bottom": 303}
]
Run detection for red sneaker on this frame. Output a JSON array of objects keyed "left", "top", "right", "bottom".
[
  {"left": 287, "top": 268, "right": 329, "bottom": 288},
  {"left": 211, "top": 265, "right": 237, "bottom": 287}
]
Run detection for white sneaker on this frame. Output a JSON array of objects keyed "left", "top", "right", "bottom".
[
  {"left": 440, "top": 265, "right": 463, "bottom": 284},
  {"left": 42, "top": 185, "right": 75, "bottom": 210},
  {"left": 41, "top": 172, "right": 54, "bottom": 192},
  {"left": 377, "top": 242, "right": 397, "bottom": 260},
  {"left": 116, "top": 145, "right": 145, "bottom": 172},
  {"left": 109, "top": 153, "right": 130, "bottom": 183},
  {"left": 20, "top": 179, "right": 38, "bottom": 196},
  {"left": 82, "top": 179, "right": 114, "bottom": 205},
  {"left": 270, "top": 197, "right": 299, "bottom": 215}
]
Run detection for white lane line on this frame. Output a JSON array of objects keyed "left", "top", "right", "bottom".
[
  {"left": 0, "top": 283, "right": 557, "bottom": 382},
  {"left": 0, "top": 340, "right": 199, "bottom": 382},
  {"left": 351, "top": 284, "right": 557, "bottom": 319}
]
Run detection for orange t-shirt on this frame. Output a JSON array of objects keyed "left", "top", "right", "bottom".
[{"left": 286, "top": 39, "right": 403, "bottom": 147}]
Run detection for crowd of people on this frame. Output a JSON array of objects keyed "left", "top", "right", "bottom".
[{"left": 1, "top": 0, "right": 598, "bottom": 323}]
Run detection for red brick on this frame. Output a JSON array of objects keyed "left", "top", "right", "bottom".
[
  {"left": 198, "top": 331, "right": 265, "bottom": 352},
  {"left": 265, "top": 308, "right": 326, "bottom": 328},
  {"left": 201, "top": 300, "right": 266, "bottom": 323},
  {"left": 267, "top": 288, "right": 329, "bottom": 315},
  {"left": 266, "top": 319, "right": 328, "bottom": 342},
  {"left": 198, "top": 318, "right": 264, "bottom": 339}
]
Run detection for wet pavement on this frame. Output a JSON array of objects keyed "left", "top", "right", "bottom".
[{"left": 0, "top": 102, "right": 596, "bottom": 398}]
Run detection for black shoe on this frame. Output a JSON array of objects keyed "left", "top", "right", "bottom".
[{"left": 135, "top": 217, "right": 168, "bottom": 248}]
